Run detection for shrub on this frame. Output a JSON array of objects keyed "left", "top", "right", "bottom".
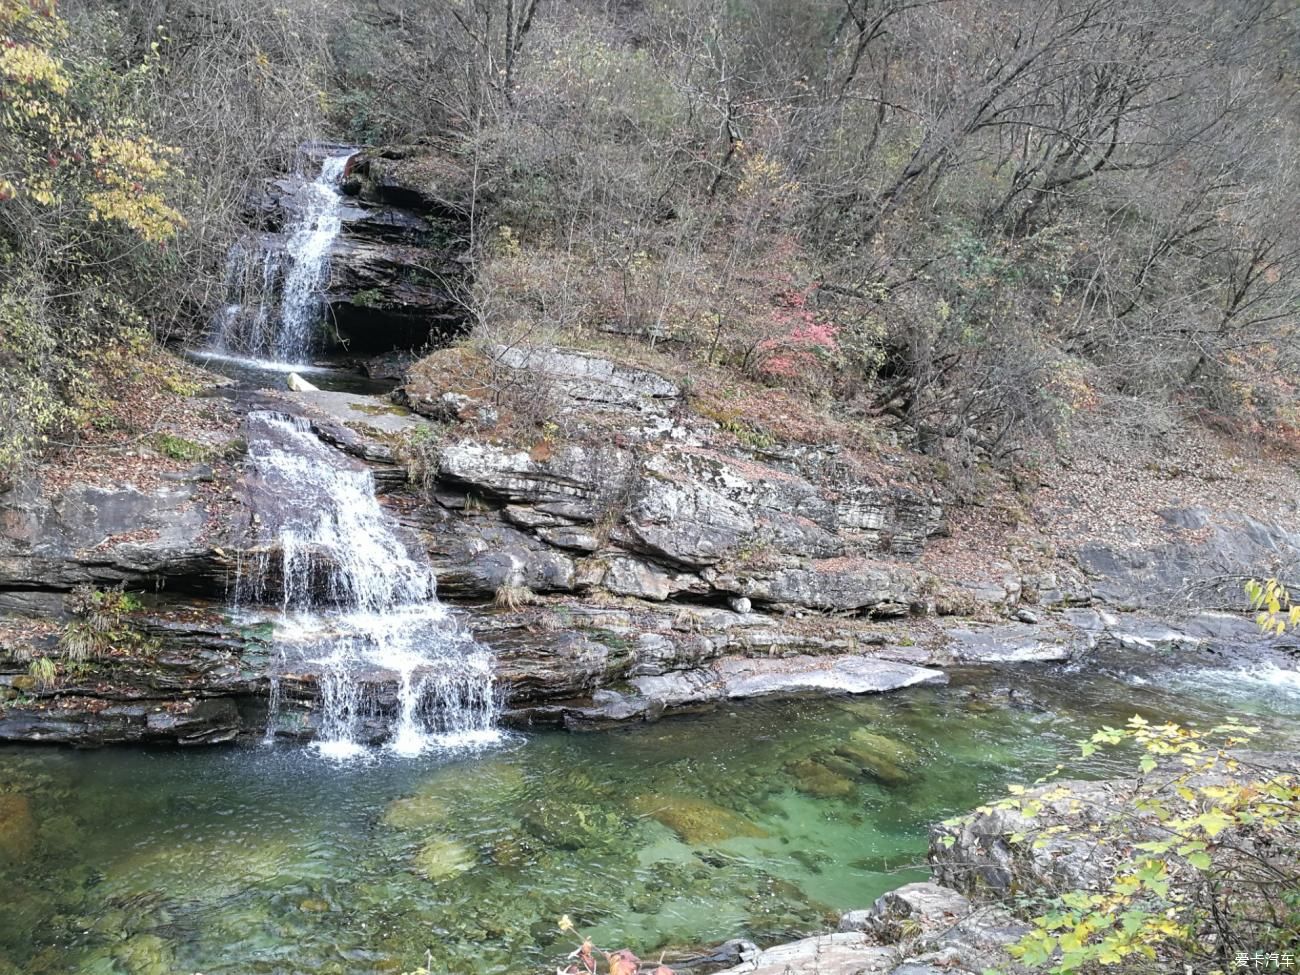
[{"left": 973, "top": 716, "right": 1300, "bottom": 973}]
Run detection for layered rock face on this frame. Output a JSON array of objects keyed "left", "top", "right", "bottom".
[
  {"left": 252, "top": 146, "right": 472, "bottom": 355},
  {"left": 405, "top": 346, "right": 946, "bottom": 611},
  {"left": 1, "top": 345, "right": 1297, "bottom": 744}
]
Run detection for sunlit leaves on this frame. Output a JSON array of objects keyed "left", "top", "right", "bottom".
[
  {"left": 1, "top": 0, "right": 183, "bottom": 240},
  {"left": 1000, "top": 718, "right": 1299, "bottom": 973}
]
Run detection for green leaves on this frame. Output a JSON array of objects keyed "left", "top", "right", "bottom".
[{"left": 998, "top": 716, "right": 1297, "bottom": 975}]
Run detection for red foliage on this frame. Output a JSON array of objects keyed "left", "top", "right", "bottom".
[{"left": 754, "top": 284, "right": 841, "bottom": 380}]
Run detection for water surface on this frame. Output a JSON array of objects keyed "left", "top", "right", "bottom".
[{"left": 1, "top": 662, "right": 1295, "bottom": 975}]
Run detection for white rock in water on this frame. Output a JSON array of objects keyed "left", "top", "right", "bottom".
[{"left": 287, "top": 372, "right": 318, "bottom": 392}]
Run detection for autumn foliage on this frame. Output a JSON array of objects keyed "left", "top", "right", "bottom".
[{"left": 556, "top": 916, "right": 674, "bottom": 975}]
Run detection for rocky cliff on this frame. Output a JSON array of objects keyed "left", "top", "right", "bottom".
[{"left": 0, "top": 336, "right": 1296, "bottom": 745}]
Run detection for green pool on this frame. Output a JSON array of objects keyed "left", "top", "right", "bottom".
[{"left": 0, "top": 662, "right": 1295, "bottom": 975}]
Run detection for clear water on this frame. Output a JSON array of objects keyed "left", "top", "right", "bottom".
[
  {"left": 240, "top": 412, "right": 498, "bottom": 756},
  {"left": 1, "top": 664, "right": 1295, "bottom": 975}
]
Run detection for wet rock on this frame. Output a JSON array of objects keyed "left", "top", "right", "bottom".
[
  {"left": 382, "top": 794, "right": 450, "bottom": 830},
  {"left": 631, "top": 794, "right": 768, "bottom": 845},
  {"left": 0, "top": 695, "right": 242, "bottom": 746},
  {"left": 834, "top": 729, "right": 921, "bottom": 787},
  {"left": 787, "top": 759, "right": 856, "bottom": 799},
  {"left": 112, "top": 933, "right": 175, "bottom": 975},
  {"left": 0, "top": 794, "right": 35, "bottom": 863},
  {"left": 298, "top": 897, "right": 331, "bottom": 913},
  {"left": 412, "top": 836, "right": 476, "bottom": 881},
  {"left": 522, "top": 799, "right": 628, "bottom": 852},
  {"left": 713, "top": 933, "right": 897, "bottom": 975},
  {"left": 287, "top": 372, "right": 318, "bottom": 392}
]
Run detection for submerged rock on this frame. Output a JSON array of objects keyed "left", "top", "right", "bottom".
[
  {"left": 112, "top": 934, "right": 175, "bottom": 975},
  {"left": 832, "top": 729, "right": 921, "bottom": 786},
  {"left": 0, "top": 794, "right": 34, "bottom": 863},
  {"left": 522, "top": 799, "right": 628, "bottom": 852},
  {"left": 786, "top": 759, "right": 856, "bottom": 799},
  {"left": 631, "top": 794, "right": 768, "bottom": 845},
  {"left": 382, "top": 794, "right": 451, "bottom": 831},
  {"left": 413, "top": 836, "right": 476, "bottom": 881}
]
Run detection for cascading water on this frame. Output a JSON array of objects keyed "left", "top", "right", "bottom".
[
  {"left": 209, "top": 150, "right": 353, "bottom": 364},
  {"left": 238, "top": 411, "right": 499, "bottom": 758}
]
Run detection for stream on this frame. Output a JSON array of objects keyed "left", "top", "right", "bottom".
[
  {"left": 3, "top": 150, "right": 1294, "bottom": 975},
  {"left": 1, "top": 661, "right": 1296, "bottom": 974}
]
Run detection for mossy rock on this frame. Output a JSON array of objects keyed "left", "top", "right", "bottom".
[
  {"left": 522, "top": 799, "right": 629, "bottom": 852},
  {"left": 631, "top": 794, "right": 768, "bottom": 845},
  {"left": 0, "top": 794, "right": 35, "bottom": 863},
  {"left": 833, "top": 729, "right": 921, "bottom": 785},
  {"left": 786, "top": 759, "right": 856, "bottom": 799},
  {"left": 812, "top": 752, "right": 866, "bottom": 782},
  {"left": 382, "top": 794, "right": 450, "bottom": 830},
  {"left": 413, "top": 836, "right": 476, "bottom": 882},
  {"left": 112, "top": 934, "right": 174, "bottom": 975}
]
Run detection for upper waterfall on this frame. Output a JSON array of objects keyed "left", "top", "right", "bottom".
[
  {"left": 209, "top": 150, "right": 354, "bottom": 365},
  {"left": 238, "top": 411, "right": 499, "bottom": 758}
]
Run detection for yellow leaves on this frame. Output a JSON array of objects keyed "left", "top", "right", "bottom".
[
  {"left": 0, "top": 39, "right": 69, "bottom": 93},
  {"left": 1194, "top": 808, "right": 1235, "bottom": 838},
  {"left": 1, "top": 1, "right": 183, "bottom": 242},
  {"left": 1245, "top": 578, "right": 1295, "bottom": 635},
  {"left": 84, "top": 134, "right": 185, "bottom": 241}
]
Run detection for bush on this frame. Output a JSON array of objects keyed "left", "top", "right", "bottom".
[{"left": 971, "top": 717, "right": 1300, "bottom": 973}]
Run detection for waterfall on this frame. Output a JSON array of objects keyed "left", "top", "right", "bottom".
[
  {"left": 239, "top": 412, "right": 499, "bottom": 758},
  {"left": 209, "top": 150, "right": 352, "bottom": 365}
]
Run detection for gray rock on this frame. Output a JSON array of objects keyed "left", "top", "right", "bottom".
[
  {"left": 714, "top": 561, "right": 913, "bottom": 613},
  {"left": 0, "top": 477, "right": 226, "bottom": 590},
  {"left": 1076, "top": 506, "right": 1300, "bottom": 610},
  {"left": 490, "top": 345, "right": 681, "bottom": 414},
  {"left": 712, "top": 933, "right": 898, "bottom": 975},
  {"left": 929, "top": 778, "right": 1124, "bottom": 895},
  {"left": 631, "top": 654, "right": 945, "bottom": 708},
  {"left": 941, "top": 621, "right": 1085, "bottom": 663}
]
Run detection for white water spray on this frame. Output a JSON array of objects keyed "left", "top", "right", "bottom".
[
  {"left": 240, "top": 412, "right": 499, "bottom": 758},
  {"left": 209, "top": 151, "right": 352, "bottom": 364}
]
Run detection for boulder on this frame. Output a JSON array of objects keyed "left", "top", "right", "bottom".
[
  {"left": 631, "top": 794, "right": 768, "bottom": 844},
  {"left": 712, "top": 933, "right": 898, "bottom": 975},
  {"left": 412, "top": 836, "right": 476, "bottom": 881},
  {"left": 0, "top": 794, "right": 35, "bottom": 863}
]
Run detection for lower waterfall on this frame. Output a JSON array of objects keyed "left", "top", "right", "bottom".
[{"left": 238, "top": 411, "right": 498, "bottom": 757}]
